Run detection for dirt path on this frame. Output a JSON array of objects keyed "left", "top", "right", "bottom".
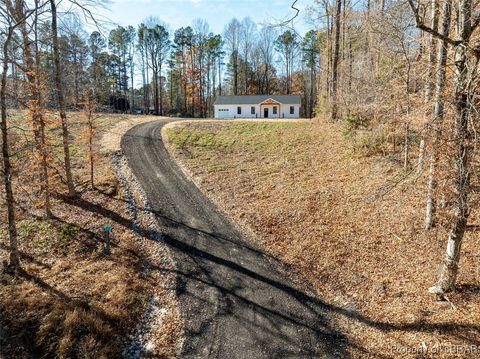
[{"left": 121, "top": 120, "right": 347, "bottom": 359}]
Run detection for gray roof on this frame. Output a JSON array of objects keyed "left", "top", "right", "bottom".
[{"left": 214, "top": 95, "right": 301, "bottom": 105}]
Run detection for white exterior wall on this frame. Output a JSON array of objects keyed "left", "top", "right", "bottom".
[
  {"left": 214, "top": 104, "right": 301, "bottom": 119},
  {"left": 215, "top": 104, "right": 259, "bottom": 119},
  {"left": 281, "top": 104, "right": 300, "bottom": 118}
]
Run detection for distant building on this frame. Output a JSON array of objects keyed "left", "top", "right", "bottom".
[{"left": 214, "top": 95, "right": 301, "bottom": 119}]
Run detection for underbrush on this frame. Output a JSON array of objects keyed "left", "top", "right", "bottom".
[
  {"left": 0, "top": 112, "right": 176, "bottom": 358},
  {"left": 355, "top": 130, "right": 388, "bottom": 156},
  {"left": 341, "top": 111, "right": 422, "bottom": 167},
  {"left": 17, "top": 219, "right": 86, "bottom": 257}
]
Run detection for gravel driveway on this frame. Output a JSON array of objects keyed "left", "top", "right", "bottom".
[{"left": 121, "top": 120, "right": 347, "bottom": 359}]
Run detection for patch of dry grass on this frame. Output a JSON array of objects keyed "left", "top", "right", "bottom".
[
  {"left": 0, "top": 112, "right": 181, "bottom": 358},
  {"left": 165, "top": 119, "right": 480, "bottom": 358}
]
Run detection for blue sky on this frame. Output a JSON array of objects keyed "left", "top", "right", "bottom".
[{"left": 98, "top": 0, "right": 312, "bottom": 36}]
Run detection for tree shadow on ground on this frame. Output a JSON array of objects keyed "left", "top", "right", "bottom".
[{"left": 56, "top": 194, "right": 480, "bottom": 358}]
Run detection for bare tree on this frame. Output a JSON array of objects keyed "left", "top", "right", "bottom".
[
  {"left": 50, "top": 0, "right": 76, "bottom": 197},
  {"left": 275, "top": 30, "right": 299, "bottom": 94},
  {"left": 258, "top": 27, "right": 277, "bottom": 94},
  {"left": 424, "top": 0, "right": 451, "bottom": 230},
  {"left": 240, "top": 17, "right": 256, "bottom": 94},
  {"left": 7, "top": 0, "right": 52, "bottom": 218},
  {"left": 83, "top": 89, "right": 96, "bottom": 188},
  {"left": 418, "top": 0, "right": 439, "bottom": 171},
  {"left": 224, "top": 18, "right": 241, "bottom": 95},
  {"left": 408, "top": 0, "right": 480, "bottom": 295},
  {"left": 0, "top": 15, "right": 20, "bottom": 271},
  {"left": 144, "top": 22, "right": 170, "bottom": 115},
  {"left": 331, "top": 0, "right": 342, "bottom": 120}
]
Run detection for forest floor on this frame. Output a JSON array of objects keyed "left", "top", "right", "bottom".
[
  {"left": 164, "top": 119, "right": 480, "bottom": 358},
  {"left": 0, "top": 112, "right": 182, "bottom": 358}
]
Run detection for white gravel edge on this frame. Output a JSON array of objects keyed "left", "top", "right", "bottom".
[{"left": 98, "top": 116, "right": 184, "bottom": 359}]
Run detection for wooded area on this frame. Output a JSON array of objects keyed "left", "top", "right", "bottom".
[
  {"left": 1, "top": 6, "right": 323, "bottom": 118},
  {"left": 1, "top": 0, "right": 480, "bottom": 356},
  {"left": 2, "top": 0, "right": 480, "bottom": 296}
]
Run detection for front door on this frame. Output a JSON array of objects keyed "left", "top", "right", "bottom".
[{"left": 264, "top": 108, "right": 269, "bottom": 118}]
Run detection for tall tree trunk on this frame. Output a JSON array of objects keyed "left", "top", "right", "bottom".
[
  {"left": 424, "top": 0, "right": 451, "bottom": 230},
  {"left": 365, "top": 0, "right": 370, "bottom": 55},
  {"left": 310, "top": 67, "right": 315, "bottom": 118},
  {"left": 141, "top": 54, "right": 147, "bottom": 113},
  {"left": 1, "top": 26, "right": 20, "bottom": 271},
  {"left": 145, "top": 47, "right": 150, "bottom": 113},
  {"left": 218, "top": 57, "right": 222, "bottom": 96},
  {"left": 86, "top": 97, "right": 95, "bottom": 188},
  {"left": 159, "top": 63, "right": 163, "bottom": 115},
  {"left": 233, "top": 51, "right": 238, "bottom": 95},
  {"left": 73, "top": 51, "right": 79, "bottom": 108},
  {"left": 198, "top": 52, "right": 204, "bottom": 116},
  {"left": 325, "top": 9, "right": 332, "bottom": 97},
  {"left": 348, "top": 28, "right": 353, "bottom": 91},
  {"left": 207, "top": 60, "right": 211, "bottom": 117},
  {"left": 123, "top": 50, "right": 127, "bottom": 97},
  {"left": 35, "top": 0, "right": 51, "bottom": 218},
  {"left": 331, "top": 0, "right": 342, "bottom": 120},
  {"left": 50, "top": 0, "right": 75, "bottom": 197},
  {"left": 182, "top": 50, "right": 187, "bottom": 114},
  {"left": 131, "top": 53, "right": 135, "bottom": 114},
  {"left": 170, "top": 69, "right": 174, "bottom": 111},
  {"left": 430, "top": 0, "right": 472, "bottom": 295},
  {"left": 190, "top": 47, "right": 195, "bottom": 116},
  {"left": 265, "top": 61, "right": 269, "bottom": 94},
  {"left": 418, "top": 0, "right": 439, "bottom": 171},
  {"left": 154, "top": 70, "right": 159, "bottom": 115}
]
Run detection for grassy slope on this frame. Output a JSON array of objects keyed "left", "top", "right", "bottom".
[
  {"left": 0, "top": 112, "right": 180, "bottom": 358},
  {"left": 166, "top": 120, "right": 480, "bottom": 358}
]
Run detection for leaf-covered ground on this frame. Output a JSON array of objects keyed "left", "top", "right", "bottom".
[
  {"left": 165, "top": 119, "right": 480, "bottom": 358},
  {"left": 0, "top": 113, "right": 181, "bottom": 358}
]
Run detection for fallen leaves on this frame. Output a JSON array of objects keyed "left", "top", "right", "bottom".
[{"left": 166, "top": 118, "right": 480, "bottom": 358}]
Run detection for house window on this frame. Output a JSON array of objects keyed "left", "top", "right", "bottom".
[
  {"left": 237, "top": 106, "right": 242, "bottom": 115},
  {"left": 273, "top": 106, "right": 277, "bottom": 115},
  {"left": 251, "top": 106, "right": 255, "bottom": 115},
  {"left": 290, "top": 106, "right": 295, "bottom": 115}
]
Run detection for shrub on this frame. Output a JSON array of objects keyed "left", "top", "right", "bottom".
[
  {"left": 342, "top": 111, "right": 369, "bottom": 138},
  {"left": 355, "top": 130, "right": 387, "bottom": 156}
]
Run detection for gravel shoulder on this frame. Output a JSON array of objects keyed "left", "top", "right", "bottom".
[{"left": 100, "top": 116, "right": 184, "bottom": 358}]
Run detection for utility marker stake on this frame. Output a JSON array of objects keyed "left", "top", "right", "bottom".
[{"left": 104, "top": 225, "right": 112, "bottom": 255}]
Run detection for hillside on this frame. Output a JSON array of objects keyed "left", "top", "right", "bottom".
[{"left": 165, "top": 119, "right": 480, "bottom": 358}]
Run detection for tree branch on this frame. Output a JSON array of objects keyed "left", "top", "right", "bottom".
[
  {"left": 472, "top": 14, "right": 480, "bottom": 32},
  {"left": 278, "top": 0, "right": 300, "bottom": 27},
  {"left": 406, "top": 0, "right": 460, "bottom": 46}
]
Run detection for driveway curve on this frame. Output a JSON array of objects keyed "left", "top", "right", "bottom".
[{"left": 121, "top": 120, "right": 347, "bottom": 359}]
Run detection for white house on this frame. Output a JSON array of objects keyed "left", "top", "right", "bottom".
[{"left": 214, "top": 95, "right": 301, "bottom": 119}]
